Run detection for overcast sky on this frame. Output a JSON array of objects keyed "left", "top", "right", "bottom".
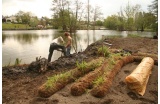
[{"left": 2, "top": 0, "right": 153, "bottom": 18}]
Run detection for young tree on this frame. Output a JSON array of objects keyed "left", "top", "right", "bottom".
[
  {"left": 51, "top": 0, "right": 69, "bottom": 30},
  {"left": 29, "top": 16, "right": 39, "bottom": 27},
  {"left": 148, "top": 0, "right": 158, "bottom": 32},
  {"left": 104, "top": 15, "right": 118, "bottom": 30},
  {"left": 123, "top": 2, "right": 141, "bottom": 30},
  {"left": 117, "top": 7, "right": 125, "bottom": 31},
  {"left": 148, "top": 0, "right": 158, "bottom": 17},
  {"left": 134, "top": 12, "right": 144, "bottom": 31},
  {"left": 15, "top": 11, "right": 33, "bottom": 24}
]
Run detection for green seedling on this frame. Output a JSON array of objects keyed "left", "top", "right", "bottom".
[
  {"left": 76, "top": 60, "right": 87, "bottom": 72},
  {"left": 98, "top": 46, "right": 110, "bottom": 57},
  {"left": 14, "top": 58, "right": 22, "bottom": 66},
  {"left": 93, "top": 76, "right": 104, "bottom": 86},
  {"left": 45, "top": 71, "right": 71, "bottom": 88}
]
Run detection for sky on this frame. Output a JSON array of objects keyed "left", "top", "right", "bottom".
[{"left": 2, "top": 0, "right": 154, "bottom": 19}]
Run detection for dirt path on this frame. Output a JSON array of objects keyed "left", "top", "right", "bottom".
[{"left": 2, "top": 37, "right": 158, "bottom": 104}]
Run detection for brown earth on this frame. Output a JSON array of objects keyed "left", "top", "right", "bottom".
[{"left": 2, "top": 37, "right": 158, "bottom": 104}]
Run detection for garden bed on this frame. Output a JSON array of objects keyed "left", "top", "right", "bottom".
[{"left": 2, "top": 37, "right": 158, "bottom": 104}]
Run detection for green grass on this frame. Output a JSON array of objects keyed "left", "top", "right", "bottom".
[
  {"left": 14, "top": 58, "right": 22, "bottom": 66},
  {"left": 2, "top": 23, "right": 31, "bottom": 30},
  {"left": 128, "top": 34, "right": 141, "bottom": 38},
  {"left": 76, "top": 60, "right": 87, "bottom": 71},
  {"left": 44, "top": 57, "right": 105, "bottom": 89},
  {"left": 45, "top": 72, "right": 71, "bottom": 88},
  {"left": 93, "top": 76, "right": 105, "bottom": 86},
  {"left": 98, "top": 46, "right": 110, "bottom": 57}
]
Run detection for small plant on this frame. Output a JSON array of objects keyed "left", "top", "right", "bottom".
[
  {"left": 93, "top": 76, "right": 104, "bottom": 86},
  {"left": 14, "top": 58, "right": 22, "bottom": 66},
  {"left": 109, "top": 58, "right": 116, "bottom": 65},
  {"left": 76, "top": 60, "right": 87, "bottom": 71},
  {"left": 45, "top": 72, "right": 71, "bottom": 88},
  {"left": 98, "top": 46, "right": 110, "bottom": 57},
  {"left": 124, "top": 52, "right": 131, "bottom": 56}
]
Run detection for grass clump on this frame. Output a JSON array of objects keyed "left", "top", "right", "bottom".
[
  {"left": 14, "top": 58, "right": 22, "bottom": 66},
  {"left": 98, "top": 46, "right": 110, "bottom": 57},
  {"left": 93, "top": 76, "right": 105, "bottom": 86},
  {"left": 45, "top": 72, "right": 71, "bottom": 88},
  {"left": 76, "top": 60, "right": 87, "bottom": 71}
]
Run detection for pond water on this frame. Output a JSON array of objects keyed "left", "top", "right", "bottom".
[{"left": 2, "top": 29, "right": 155, "bottom": 66}]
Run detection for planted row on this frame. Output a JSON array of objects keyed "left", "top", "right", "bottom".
[
  {"left": 91, "top": 56, "right": 134, "bottom": 98},
  {"left": 71, "top": 61, "right": 108, "bottom": 96},
  {"left": 38, "top": 57, "right": 105, "bottom": 98},
  {"left": 70, "top": 52, "right": 133, "bottom": 97}
]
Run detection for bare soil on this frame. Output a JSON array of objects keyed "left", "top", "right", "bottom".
[{"left": 2, "top": 37, "right": 158, "bottom": 104}]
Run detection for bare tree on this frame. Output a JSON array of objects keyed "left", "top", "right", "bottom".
[
  {"left": 51, "top": 0, "right": 69, "bottom": 31},
  {"left": 123, "top": 2, "right": 141, "bottom": 30},
  {"left": 87, "top": 0, "right": 90, "bottom": 30},
  {"left": 92, "top": 6, "right": 103, "bottom": 30}
]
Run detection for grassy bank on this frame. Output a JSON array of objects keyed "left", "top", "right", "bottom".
[
  {"left": 2, "top": 23, "right": 32, "bottom": 30},
  {"left": 2, "top": 23, "right": 54, "bottom": 30}
]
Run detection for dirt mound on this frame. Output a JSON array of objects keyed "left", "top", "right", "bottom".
[{"left": 2, "top": 37, "right": 158, "bottom": 104}]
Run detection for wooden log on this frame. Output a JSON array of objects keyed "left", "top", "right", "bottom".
[{"left": 125, "top": 57, "right": 154, "bottom": 96}]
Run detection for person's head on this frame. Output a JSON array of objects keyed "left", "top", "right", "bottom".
[
  {"left": 64, "top": 32, "right": 70, "bottom": 37},
  {"left": 58, "top": 36, "right": 64, "bottom": 44}
]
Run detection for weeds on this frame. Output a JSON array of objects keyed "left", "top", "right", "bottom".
[
  {"left": 93, "top": 76, "right": 104, "bottom": 86},
  {"left": 14, "top": 58, "right": 22, "bottom": 66},
  {"left": 98, "top": 46, "right": 110, "bottom": 57},
  {"left": 45, "top": 72, "right": 71, "bottom": 88},
  {"left": 76, "top": 60, "right": 87, "bottom": 71}
]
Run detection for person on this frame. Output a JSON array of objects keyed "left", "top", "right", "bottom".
[
  {"left": 64, "top": 32, "right": 72, "bottom": 56},
  {"left": 48, "top": 36, "right": 66, "bottom": 62}
]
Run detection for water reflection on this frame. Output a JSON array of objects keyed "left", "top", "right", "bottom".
[
  {"left": 2, "top": 30, "right": 155, "bottom": 66},
  {"left": 2, "top": 33, "right": 49, "bottom": 44}
]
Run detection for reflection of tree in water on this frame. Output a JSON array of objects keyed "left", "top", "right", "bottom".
[
  {"left": 51, "top": 31, "right": 63, "bottom": 40},
  {"left": 2, "top": 34, "right": 49, "bottom": 44},
  {"left": 93, "top": 30, "right": 96, "bottom": 43},
  {"left": 87, "top": 30, "right": 89, "bottom": 46},
  {"left": 2, "top": 34, "right": 7, "bottom": 43},
  {"left": 71, "top": 32, "right": 82, "bottom": 53},
  {"left": 72, "top": 33, "right": 77, "bottom": 53}
]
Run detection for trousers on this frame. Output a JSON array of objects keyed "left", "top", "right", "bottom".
[
  {"left": 48, "top": 43, "right": 66, "bottom": 62},
  {"left": 66, "top": 46, "right": 71, "bottom": 56}
]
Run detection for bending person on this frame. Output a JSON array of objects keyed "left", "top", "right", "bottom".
[{"left": 48, "top": 36, "right": 66, "bottom": 62}]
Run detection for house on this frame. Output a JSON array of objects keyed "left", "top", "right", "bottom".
[{"left": 6, "top": 16, "right": 17, "bottom": 23}]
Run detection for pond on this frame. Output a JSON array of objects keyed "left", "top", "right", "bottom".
[{"left": 2, "top": 29, "right": 155, "bottom": 66}]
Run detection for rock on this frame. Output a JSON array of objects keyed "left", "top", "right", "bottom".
[{"left": 28, "top": 57, "right": 48, "bottom": 73}]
